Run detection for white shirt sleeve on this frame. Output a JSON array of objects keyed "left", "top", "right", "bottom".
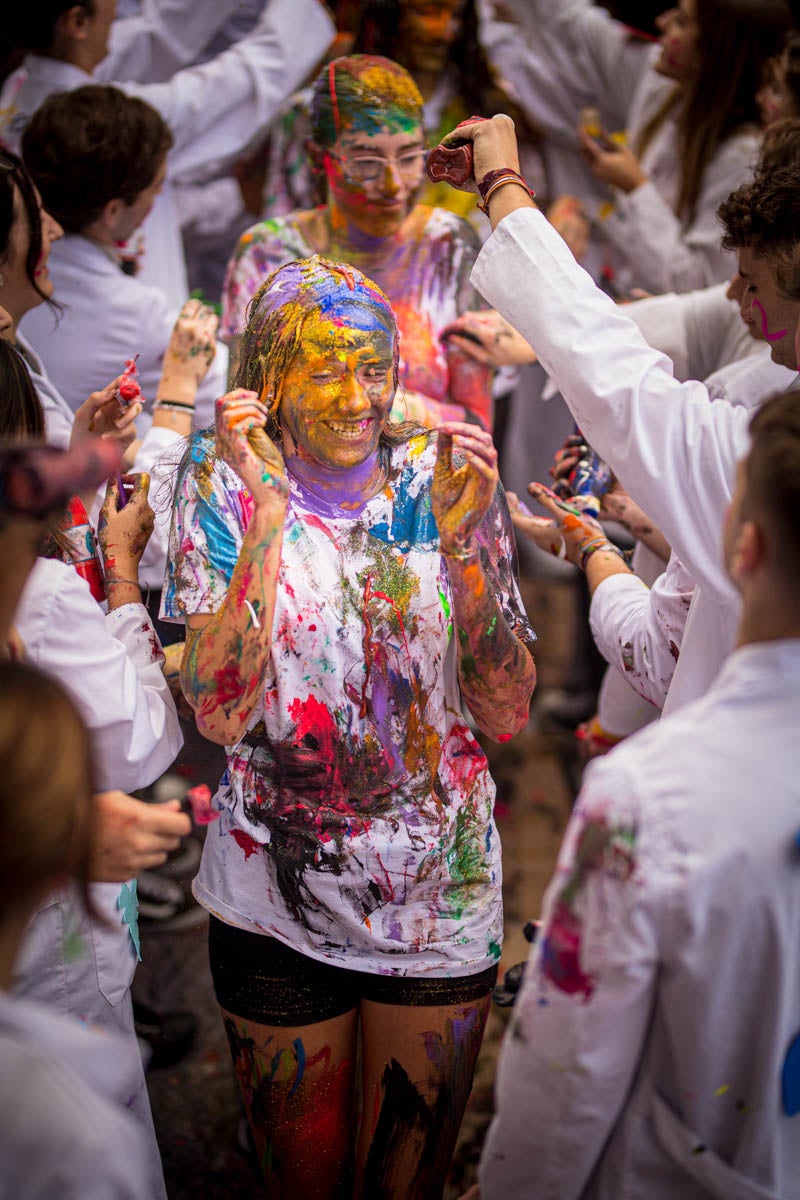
[
  {"left": 472, "top": 208, "right": 749, "bottom": 605},
  {"left": 15, "top": 559, "right": 182, "bottom": 792},
  {"left": 625, "top": 282, "right": 752, "bottom": 384},
  {"left": 121, "top": 0, "right": 335, "bottom": 177},
  {"left": 479, "top": 759, "right": 662, "bottom": 1199},
  {"left": 589, "top": 554, "right": 695, "bottom": 709},
  {"left": 99, "top": 0, "right": 242, "bottom": 83},
  {"left": 598, "top": 132, "right": 758, "bottom": 294}
]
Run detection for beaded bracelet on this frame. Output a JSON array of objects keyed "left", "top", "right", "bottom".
[
  {"left": 477, "top": 168, "right": 535, "bottom": 215},
  {"left": 579, "top": 537, "right": 626, "bottom": 573}
]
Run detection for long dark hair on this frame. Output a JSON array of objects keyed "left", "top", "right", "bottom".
[
  {"left": 0, "top": 337, "right": 44, "bottom": 438},
  {"left": 638, "top": 0, "right": 791, "bottom": 223}
]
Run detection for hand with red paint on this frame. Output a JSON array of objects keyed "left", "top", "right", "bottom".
[
  {"left": 215, "top": 390, "right": 288, "bottom": 508},
  {"left": 440, "top": 113, "right": 522, "bottom": 191},
  {"left": 90, "top": 789, "right": 191, "bottom": 881},
  {"left": 508, "top": 482, "right": 612, "bottom": 569},
  {"left": 442, "top": 310, "right": 537, "bottom": 368},
  {"left": 72, "top": 375, "right": 143, "bottom": 453},
  {"left": 117, "top": 357, "right": 141, "bottom": 408},
  {"left": 98, "top": 472, "right": 154, "bottom": 579},
  {"left": 433, "top": 422, "right": 499, "bottom": 557}
]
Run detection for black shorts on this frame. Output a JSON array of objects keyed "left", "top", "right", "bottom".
[{"left": 208, "top": 916, "right": 499, "bottom": 1027}]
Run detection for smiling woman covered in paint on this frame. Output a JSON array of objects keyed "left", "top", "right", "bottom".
[
  {"left": 163, "top": 256, "right": 536, "bottom": 1197},
  {"left": 221, "top": 54, "right": 494, "bottom": 432}
]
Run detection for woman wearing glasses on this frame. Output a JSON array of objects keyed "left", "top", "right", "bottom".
[{"left": 220, "top": 54, "right": 494, "bottom": 430}]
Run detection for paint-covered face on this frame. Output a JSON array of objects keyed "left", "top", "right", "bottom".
[
  {"left": 654, "top": 0, "right": 701, "bottom": 83},
  {"left": 400, "top": 0, "right": 466, "bottom": 74},
  {"left": 736, "top": 246, "right": 800, "bottom": 370},
  {"left": 323, "top": 122, "right": 426, "bottom": 239},
  {"left": 279, "top": 301, "right": 396, "bottom": 471},
  {"left": 726, "top": 272, "right": 762, "bottom": 342}
]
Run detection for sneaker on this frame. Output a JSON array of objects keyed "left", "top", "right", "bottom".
[
  {"left": 136, "top": 871, "right": 208, "bottom": 932},
  {"left": 133, "top": 1000, "right": 197, "bottom": 1071}
]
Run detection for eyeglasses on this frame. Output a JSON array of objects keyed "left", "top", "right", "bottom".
[{"left": 328, "top": 149, "right": 427, "bottom": 184}]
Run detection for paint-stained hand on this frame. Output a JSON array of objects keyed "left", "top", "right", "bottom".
[
  {"left": 215, "top": 390, "right": 288, "bottom": 508},
  {"left": 508, "top": 483, "right": 610, "bottom": 569},
  {"left": 161, "top": 298, "right": 218, "bottom": 395},
  {"left": 433, "top": 422, "right": 498, "bottom": 556},
  {"left": 441, "top": 113, "right": 521, "bottom": 190},
  {"left": 578, "top": 127, "right": 648, "bottom": 194},
  {"left": 90, "top": 790, "right": 191, "bottom": 882},
  {"left": 442, "top": 310, "right": 536, "bottom": 368},
  {"left": 72, "top": 376, "right": 143, "bottom": 451},
  {"left": 98, "top": 472, "right": 154, "bottom": 573}
]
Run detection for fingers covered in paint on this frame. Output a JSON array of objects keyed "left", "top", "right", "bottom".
[
  {"left": 73, "top": 376, "right": 142, "bottom": 450},
  {"left": 90, "top": 790, "right": 191, "bottom": 881},
  {"left": 98, "top": 472, "right": 154, "bottom": 573},
  {"left": 433, "top": 423, "right": 499, "bottom": 556},
  {"left": 442, "top": 310, "right": 536, "bottom": 368},
  {"left": 525, "top": 482, "right": 610, "bottom": 568},
  {"left": 507, "top": 491, "right": 567, "bottom": 559},
  {"left": 215, "top": 390, "right": 288, "bottom": 506}
]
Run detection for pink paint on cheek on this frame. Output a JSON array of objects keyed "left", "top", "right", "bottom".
[{"left": 752, "top": 298, "right": 788, "bottom": 342}]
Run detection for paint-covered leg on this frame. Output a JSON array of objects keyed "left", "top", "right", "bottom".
[
  {"left": 356, "top": 996, "right": 491, "bottom": 1200},
  {"left": 220, "top": 1007, "right": 358, "bottom": 1198}
]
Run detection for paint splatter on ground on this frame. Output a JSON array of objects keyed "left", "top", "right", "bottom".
[{"left": 135, "top": 574, "right": 577, "bottom": 1198}]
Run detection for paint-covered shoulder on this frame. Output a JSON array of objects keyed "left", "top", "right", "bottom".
[{"left": 418, "top": 204, "right": 483, "bottom": 249}]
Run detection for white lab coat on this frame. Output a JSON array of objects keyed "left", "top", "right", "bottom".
[
  {"left": 0, "top": 0, "right": 335, "bottom": 306},
  {"left": 100, "top": 0, "right": 242, "bottom": 83},
  {"left": 20, "top": 234, "right": 228, "bottom": 429},
  {"left": 13, "top": 559, "right": 182, "bottom": 1200},
  {"left": 474, "top": 207, "right": 748, "bottom": 713},
  {"left": 480, "top": 639, "right": 800, "bottom": 1200},
  {"left": 0, "top": 990, "right": 151, "bottom": 1200},
  {"left": 480, "top": 0, "right": 759, "bottom": 294}
]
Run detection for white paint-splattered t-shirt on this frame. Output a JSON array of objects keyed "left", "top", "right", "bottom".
[{"left": 163, "top": 430, "right": 534, "bottom": 977}]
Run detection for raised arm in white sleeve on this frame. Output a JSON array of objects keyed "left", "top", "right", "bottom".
[
  {"left": 479, "top": 758, "right": 663, "bottom": 1200},
  {"left": 99, "top": 0, "right": 242, "bottom": 84},
  {"left": 122, "top": 0, "right": 335, "bottom": 178},
  {"left": 15, "top": 559, "right": 182, "bottom": 792},
  {"left": 472, "top": 208, "right": 749, "bottom": 606}
]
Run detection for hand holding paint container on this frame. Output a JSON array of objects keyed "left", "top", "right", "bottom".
[
  {"left": 117, "top": 356, "right": 142, "bottom": 409},
  {"left": 427, "top": 117, "right": 487, "bottom": 188},
  {"left": 98, "top": 472, "right": 154, "bottom": 586}
]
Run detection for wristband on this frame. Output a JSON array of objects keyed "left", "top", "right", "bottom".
[
  {"left": 105, "top": 576, "right": 148, "bottom": 604},
  {"left": 477, "top": 168, "right": 535, "bottom": 215},
  {"left": 155, "top": 399, "right": 195, "bottom": 411},
  {"left": 579, "top": 537, "right": 625, "bottom": 573}
]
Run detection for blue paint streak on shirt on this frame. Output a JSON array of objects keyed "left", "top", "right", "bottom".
[{"left": 369, "top": 464, "right": 439, "bottom": 552}]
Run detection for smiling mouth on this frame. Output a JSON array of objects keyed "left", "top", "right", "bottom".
[{"left": 325, "top": 418, "right": 373, "bottom": 438}]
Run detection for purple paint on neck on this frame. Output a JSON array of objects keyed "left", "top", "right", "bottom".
[
  {"left": 753, "top": 298, "right": 788, "bottom": 343},
  {"left": 285, "top": 450, "right": 382, "bottom": 517}
]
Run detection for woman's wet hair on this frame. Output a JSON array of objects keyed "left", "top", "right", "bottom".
[
  {"left": 0, "top": 148, "right": 51, "bottom": 308},
  {"left": 0, "top": 660, "right": 96, "bottom": 923},
  {"left": 310, "top": 55, "right": 424, "bottom": 148}
]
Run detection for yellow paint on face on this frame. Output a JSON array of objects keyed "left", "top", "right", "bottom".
[{"left": 279, "top": 305, "right": 396, "bottom": 470}]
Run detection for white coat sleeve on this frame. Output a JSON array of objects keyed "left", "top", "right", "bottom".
[
  {"left": 625, "top": 282, "right": 748, "bottom": 384},
  {"left": 16, "top": 560, "right": 182, "bottom": 792},
  {"left": 99, "top": 0, "right": 242, "bottom": 83},
  {"left": 598, "top": 133, "right": 757, "bottom": 294},
  {"left": 589, "top": 554, "right": 695, "bottom": 709},
  {"left": 122, "top": 0, "right": 335, "bottom": 178},
  {"left": 482, "top": 0, "right": 652, "bottom": 137},
  {"left": 472, "top": 208, "right": 749, "bottom": 605},
  {"left": 479, "top": 760, "right": 662, "bottom": 1200}
]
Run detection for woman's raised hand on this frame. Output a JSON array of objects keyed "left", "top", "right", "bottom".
[
  {"left": 215, "top": 390, "right": 288, "bottom": 508},
  {"left": 433, "top": 421, "right": 499, "bottom": 557},
  {"left": 161, "top": 298, "right": 218, "bottom": 393},
  {"left": 98, "top": 472, "right": 154, "bottom": 574},
  {"left": 577, "top": 127, "right": 648, "bottom": 194}
]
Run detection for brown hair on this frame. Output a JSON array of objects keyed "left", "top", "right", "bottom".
[
  {"left": 757, "top": 116, "right": 800, "bottom": 174},
  {"left": 0, "top": 338, "right": 44, "bottom": 439},
  {"left": 718, "top": 161, "right": 800, "bottom": 299},
  {"left": 21, "top": 85, "right": 173, "bottom": 234},
  {"left": 0, "top": 148, "right": 52, "bottom": 310},
  {"left": 4, "top": 1, "right": 94, "bottom": 54},
  {"left": 0, "top": 660, "right": 96, "bottom": 922},
  {"left": 744, "top": 389, "right": 800, "bottom": 578},
  {"left": 637, "top": 0, "right": 791, "bottom": 224}
]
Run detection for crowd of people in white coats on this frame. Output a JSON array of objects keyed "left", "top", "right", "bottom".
[{"left": 1, "top": 0, "right": 799, "bottom": 1197}]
